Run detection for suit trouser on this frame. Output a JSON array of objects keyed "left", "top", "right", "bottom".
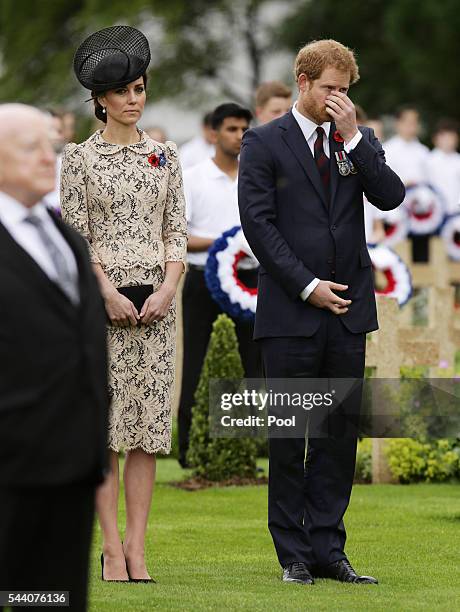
[
  {"left": 178, "top": 266, "right": 262, "bottom": 465},
  {"left": 259, "top": 309, "right": 365, "bottom": 569},
  {"left": 0, "top": 483, "right": 95, "bottom": 612}
]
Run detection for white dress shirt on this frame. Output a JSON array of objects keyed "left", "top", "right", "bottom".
[
  {"left": 179, "top": 136, "right": 215, "bottom": 170},
  {"left": 383, "top": 135, "right": 429, "bottom": 185},
  {"left": 0, "top": 191, "right": 78, "bottom": 283},
  {"left": 184, "top": 158, "right": 256, "bottom": 268},
  {"left": 426, "top": 148, "right": 460, "bottom": 215},
  {"left": 291, "top": 103, "right": 362, "bottom": 300}
]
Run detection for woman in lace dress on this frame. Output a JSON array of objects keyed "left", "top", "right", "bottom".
[{"left": 61, "top": 26, "right": 187, "bottom": 582}]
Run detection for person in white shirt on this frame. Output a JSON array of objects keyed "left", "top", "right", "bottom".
[
  {"left": 384, "top": 106, "right": 429, "bottom": 185},
  {"left": 179, "top": 111, "right": 215, "bottom": 169},
  {"left": 178, "top": 102, "right": 261, "bottom": 467},
  {"left": 254, "top": 81, "right": 292, "bottom": 125},
  {"left": 426, "top": 119, "right": 460, "bottom": 216},
  {"left": 384, "top": 106, "right": 430, "bottom": 260}
]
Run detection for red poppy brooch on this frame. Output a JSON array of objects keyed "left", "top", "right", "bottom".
[
  {"left": 333, "top": 130, "right": 344, "bottom": 143},
  {"left": 148, "top": 152, "right": 167, "bottom": 167}
]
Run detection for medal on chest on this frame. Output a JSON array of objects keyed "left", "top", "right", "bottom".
[
  {"left": 335, "top": 150, "right": 351, "bottom": 176},
  {"left": 334, "top": 150, "right": 358, "bottom": 176}
]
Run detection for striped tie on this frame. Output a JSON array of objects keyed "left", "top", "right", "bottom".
[
  {"left": 25, "top": 214, "right": 80, "bottom": 305},
  {"left": 314, "top": 126, "right": 330, "bottom": 203}
]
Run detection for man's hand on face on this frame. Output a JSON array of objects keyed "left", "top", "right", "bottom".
[
  {"left": 307, "top": 280, "right": 351, "bottom": 315},
  {"left": 325, "top": 92, "right": 358, "bottom": 143}
]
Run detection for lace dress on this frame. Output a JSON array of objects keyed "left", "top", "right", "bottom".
[{"left": 61, "top": 130, "right": 187, "bottom": 453}]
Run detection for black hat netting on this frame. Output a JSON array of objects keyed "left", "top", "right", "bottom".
[{"left": 73, "top": 25, "right": 151, "bottom": 92}]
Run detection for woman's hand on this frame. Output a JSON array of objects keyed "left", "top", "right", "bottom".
[
  {"left": 140, "top": 284, "right": 175, "bottom": 325},
  {"left": 104, "top": 287, "right": 139, "bottom": 327}
]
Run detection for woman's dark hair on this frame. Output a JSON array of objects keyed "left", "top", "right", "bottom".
[{"left": 91, "top": 74, "right": 148, "bottom": 123}]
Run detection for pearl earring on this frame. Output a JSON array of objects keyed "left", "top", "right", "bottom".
[{"left": 102, "top": 107, "right": 106, "bottom": 114}]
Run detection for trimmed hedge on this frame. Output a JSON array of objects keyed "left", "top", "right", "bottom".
[{"left": 187, "top": 314, "right": 257, "bottom": 481}]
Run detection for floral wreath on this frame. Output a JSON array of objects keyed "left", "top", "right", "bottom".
[
  {"left": 205, "top": 229, "right": 412, "bottom": 318},
  {"left": 380, "top": 206, "right": 410, "bottom": 247},
  {"left": 368, "top": 244, "right": 412, "bottom": 306},
  {"left": 440, "top": 213, "right": 460, "bottom": 261},
  {"left": 205, "top": 226, "right": 258, "bottom": 321},
  {"left": 404, "top": 182, "right": 446, "bottom": 236}
]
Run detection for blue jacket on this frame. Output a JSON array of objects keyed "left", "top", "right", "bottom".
[{"left": 238, "top": 111, "right": 405, "bottom": 339}]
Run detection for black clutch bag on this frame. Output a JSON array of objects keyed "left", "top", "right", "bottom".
[{"left": 116, "top": 285, "right": 153, "bottom": 313}]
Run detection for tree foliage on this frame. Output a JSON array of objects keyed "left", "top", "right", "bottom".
[
  {"left": 187, "top": 314, "right": 257, "bottom": 481},
  {"left": 0, "top": 0, "right": 291, "bottom": 108},
  {"left": 278, "top": 0, "right": 460, "bottom": 125},
  {"left": 1, "top": 1, "right": 457, "bottom": 126}
]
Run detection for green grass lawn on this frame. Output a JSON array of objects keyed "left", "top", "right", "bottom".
[{"left": 88, "top": 459, "right": 460, "bottom": 611}]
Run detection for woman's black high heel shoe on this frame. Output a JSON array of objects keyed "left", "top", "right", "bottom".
[
  {"left": 100, "top": 553, "right": 130, "bottom": 582},
  {"left": 127, "top": 571, "right": 156, "bottom": 584},
  {"left": 122, "top": 540, "right": 156, "bottom": 583},
  {"left": 125, "top": 559, "right": 156, "bottom": 584}
]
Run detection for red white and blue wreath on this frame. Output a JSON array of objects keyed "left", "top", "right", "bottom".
[
  {"left": 205, "top": 228, "right": 412, "bottom": 316},
  {"left": 403, "top": 182, "right": 446, "bottom": 235},
  {"left": 368, "top": 244, "right": 412, "bottom": 306},
  {"left": 441, "top": 213, "right": 460, "bottom": 261},
  {"left": 205, "top": 226, "right": 258, "bottom": 321},
  {"left": 380, "top": 206, "right": 410, "bottom": 247}
]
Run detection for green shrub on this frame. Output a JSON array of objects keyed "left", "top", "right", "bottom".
[
  {"left": 157, "top": 418, "right": 179, "bottom": 460},
  {"left": 187, "top": 314, "right": 257, "bottom": 481},
  {"left": 385, "top": 438, "right": 460, "bottom": 483},
  {"left": 354, "top": 438, "right": 372, "bottom": 483}
]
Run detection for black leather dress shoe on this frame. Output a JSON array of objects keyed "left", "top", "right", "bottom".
[
  {"left": 282, "top": 562, "right": 314, "bottom": 585},
  {"left": 322, "top": 559, "right": 378, "bottom": 584}
]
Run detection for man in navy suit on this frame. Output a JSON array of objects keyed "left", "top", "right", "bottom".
[{"left": 238, "top": 40, "right": 405, "bottom": 585}]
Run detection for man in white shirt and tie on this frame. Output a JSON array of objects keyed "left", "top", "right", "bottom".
[
  {"left": 238, "top": 39, "right": 404, "bottom": 586},
  {"left": 0, "top": 104, "right": 109, "bottom": 611}
]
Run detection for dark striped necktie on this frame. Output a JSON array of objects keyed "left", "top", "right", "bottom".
[{"left": 314, "top": 126, "right": 330, "bottom": 203}]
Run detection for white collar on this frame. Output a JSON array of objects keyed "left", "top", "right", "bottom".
[
  {"left": 292, "top": 101, "right": 331, "bottom": 141},
  {"left": 204, "top": 157, "right": 237, "bottom": 181},
  {"left": 0, "top": 191, "right": 49, "bottom": 227}
]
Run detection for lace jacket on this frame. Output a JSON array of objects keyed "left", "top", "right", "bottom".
[{"left": 60, "top": 130, "right": 187, "bottom": 276}]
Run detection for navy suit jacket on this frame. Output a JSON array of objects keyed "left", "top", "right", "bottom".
[{"left": 238, "top": 112, "right": 405, "bottom": 339}]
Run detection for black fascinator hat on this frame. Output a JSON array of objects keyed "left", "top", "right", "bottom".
[{"left": 73, "top": 25, "right": 151, "bottom": 94}]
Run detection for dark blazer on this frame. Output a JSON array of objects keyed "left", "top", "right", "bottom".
[
  {"left": 0, "top": 211, "right": 109, "bottom": 487},
  {"left": 238, "top": 112, "right": 405, "bottom": 339}
]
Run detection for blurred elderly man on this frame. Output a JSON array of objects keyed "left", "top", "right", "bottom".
[{"left": 0, "top": 104, "right": 109, "bottom": 611}]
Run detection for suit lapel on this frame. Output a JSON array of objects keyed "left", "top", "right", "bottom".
[
  {"left": 279, "top": 113, "right": 328, "bottom": 210},
  {"left": 0, "top": 219, "right": 77, "bottom": 319}
]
